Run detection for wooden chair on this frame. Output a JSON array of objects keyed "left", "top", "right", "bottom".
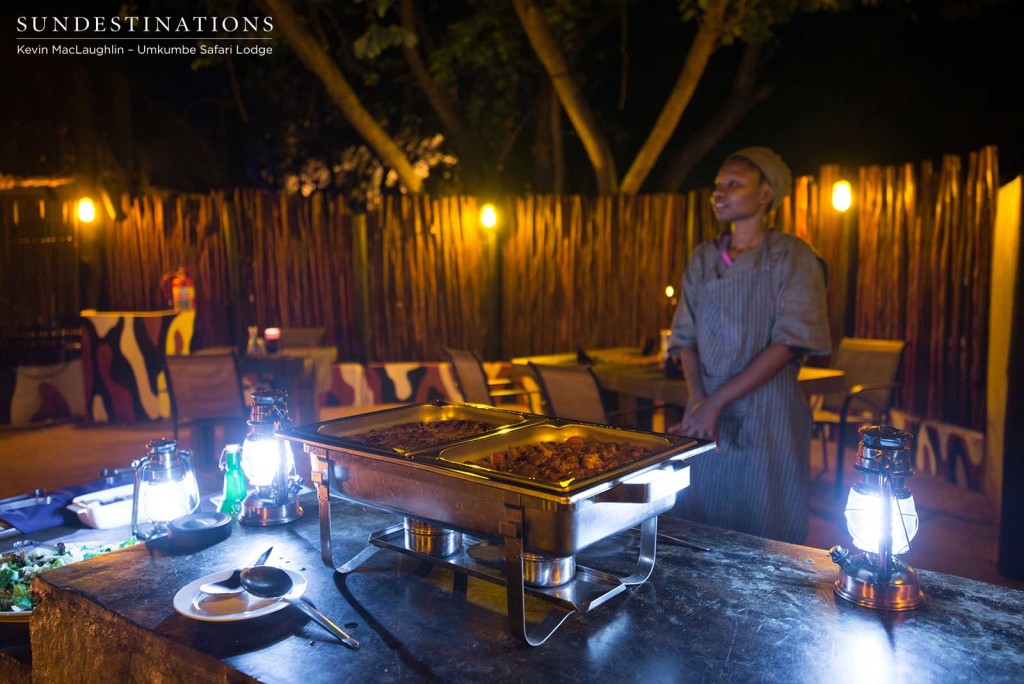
[
  {"left": 813, "top": 337, "right": 906, "bottom": 495},
  {"left": 442, "top": 347, "right": 535, "bottom": 411},
  {"left": 165, "top": 352, "right": 248, "bottom": 466}
]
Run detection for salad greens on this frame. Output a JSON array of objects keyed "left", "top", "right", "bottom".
[{"left": 1, "top": 538, "right": 136, "bottom": 612}]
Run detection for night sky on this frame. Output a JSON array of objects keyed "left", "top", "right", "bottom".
[
  {"left": 727, "top": 0, "right": 1024, "bottom": 184},
  {"left": 1, "top": 0, "right": 1021, "bottom": 191}
]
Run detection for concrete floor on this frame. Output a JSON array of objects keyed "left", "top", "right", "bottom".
[{"left": 2, "top": 415, "right": 1022, "bottom": 591}]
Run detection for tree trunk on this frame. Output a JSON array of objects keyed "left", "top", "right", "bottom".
[
  {"left": 261, "top": 0, "right": 422, "bottom": 193},
  {"left": 398, "top": 0, "right": 484, "bottom": 187},
  {"left": 659, "top": 41, "right": 773, "bottom": 192},
  {"left": 533, "top": 86, "right": 553, "bottom": 191},
  {"left": 618, "top": 0, "right": 729, "bottom": 194},
  {"left": 551, "top": 88, "right": 565, "bottom": 194},
  {"left": 513, "top": 0, "right": 618, "bottom": 194}
]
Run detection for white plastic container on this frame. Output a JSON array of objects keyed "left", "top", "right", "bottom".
[{"left": 67, "top": 484, "right": 142, "bottom": 529}]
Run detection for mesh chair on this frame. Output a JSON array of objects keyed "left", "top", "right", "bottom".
[
  {"left": 443, "top": 347, "right": 534, "bottom": 411},
  {"left": 529, "top": 363, "right": 610, "bottom": 424},
  {"left": 528, "top": 362, "right": 656, "bottom": 427},
  {"left": 813, "top": 337, "right": 906, "bottom": 495},
  {"left": 278, "top": 327, "right": 327, "bottom": 349},
  {"left": 165, "top": 352, "right": 248, "bottom": 465}
]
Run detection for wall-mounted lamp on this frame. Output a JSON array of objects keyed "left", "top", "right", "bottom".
[
  {"left": 77, "top": 197, "right": 97, "bottom": 223},
  {"left": 832, "top": 181, "right": 853, "bottom": 213},
  {"left": 480, "top": 203, "right": 498, "bottom": 229}
]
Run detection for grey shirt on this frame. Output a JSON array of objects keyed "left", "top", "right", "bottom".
[{"left": 669, "top": 229, "right": 831, "bottom": 359}]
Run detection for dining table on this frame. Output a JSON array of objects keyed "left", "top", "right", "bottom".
[{"left": 511, "top": 347, "right": 847, "bottom": 416}]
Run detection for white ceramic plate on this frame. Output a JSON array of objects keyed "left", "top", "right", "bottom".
[{"left": 173, "top": 567, "right": 307, "bottom": 622}]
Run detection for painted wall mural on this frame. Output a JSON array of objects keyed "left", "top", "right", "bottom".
[
  {"left": 80, "top": 310, "right": 195, "bottom": 423},
  {"left": 323, "top": 361, "right": 513, "bottom": 408},
  {"left": 892, "top": 410, "right": 987, "bottom": 492}
]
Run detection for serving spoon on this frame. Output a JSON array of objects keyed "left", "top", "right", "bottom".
[
  {"left": 239, "top": 566, "right": 360, "bottom": 650},
  {"left": 199, "top": 546, "right": 273, "bottom": 596}
]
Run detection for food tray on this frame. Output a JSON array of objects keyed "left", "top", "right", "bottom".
[
  {"left": 438, "top": 422, "right": 684, "bottom": 494},
  {"left": 292, "top": 400, "right": 544, "bottom": 456}
]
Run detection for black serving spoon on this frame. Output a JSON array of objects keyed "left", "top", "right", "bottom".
[
  {"left": 199, "top": 546, "right": 273, "bottom": 596},
  {"left": 240, "top": 566, "right": 360, "bottom": 650}
]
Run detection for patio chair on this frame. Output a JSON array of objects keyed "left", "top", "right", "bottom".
[
  {"left": 442, "top": 347, "right": 535, "bottom": 411},
  {"left": 165, "top": 351, "right": 248, "bottom": 466},
  {"left": 812, "top": 337, "right": 906, "bottom": 495},
  {"left": 529, "top": 362, "right": 653, "bottom": 426}
]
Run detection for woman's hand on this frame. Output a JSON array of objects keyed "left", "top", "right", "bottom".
[{"left": 680, "top": 397, "right": 721, "bottom": 442}]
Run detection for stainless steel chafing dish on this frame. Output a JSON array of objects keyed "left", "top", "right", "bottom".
[{"left": 278, "top": 400, "right": 714, "bottom": 645}]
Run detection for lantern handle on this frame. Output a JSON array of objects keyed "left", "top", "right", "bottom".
[{"left": 130, "top": 455, "right": 151, "bottom": 539}]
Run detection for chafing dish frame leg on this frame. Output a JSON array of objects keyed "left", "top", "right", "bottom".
[
  {"left": 499, "top": 507, "right": 660, "bottom": 644},
  {"left": 619, "top": 515, "right": 658, "bottom": 585},
  {"left": 501, "top": 504, "right": 575, "bottom": 647},
  {"left": 310, "top": 446, "right": 385, "bottom": 572}
]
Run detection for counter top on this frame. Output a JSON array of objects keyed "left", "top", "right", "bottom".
[{"left": 29, "top": 494, "right": 1024, "bottom": 683}]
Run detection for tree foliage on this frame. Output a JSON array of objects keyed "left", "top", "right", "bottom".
[{"left": 224, "top": 1, "right": 892, "bottom": 198}]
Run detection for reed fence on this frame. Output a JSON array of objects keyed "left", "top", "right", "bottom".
[{"left": 0, "top": 146, "right": 1000, "bottom": 432}]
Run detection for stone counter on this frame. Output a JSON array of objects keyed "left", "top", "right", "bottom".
[{"left": 28, "top": 494, "right": 1024, "bottom": 683}]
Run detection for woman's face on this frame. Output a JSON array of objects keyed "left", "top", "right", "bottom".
[{"left": 712, "top": 157, "right": 773, "bottom": 224}]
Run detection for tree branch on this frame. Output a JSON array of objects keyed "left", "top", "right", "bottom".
[
  {"left": 260, "top": 0, "right": 422, "bottom": 193},
  {"left": 398, "top": 0, "right": 483, "bottom": 185},
  {"left": 619, "top": 0, "right": 729, "bottom": 194},
  {"left": 513, "top": 0, "right": 618, "bottom": 194},
  {"left": 658, "top": 40, "right": 773, "bottom": 192}
]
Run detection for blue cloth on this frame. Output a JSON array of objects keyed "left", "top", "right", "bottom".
[{"left": 0, "top": 475, "right": 134, "bottom": 534}]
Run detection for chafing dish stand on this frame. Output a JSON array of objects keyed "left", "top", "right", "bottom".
[{"left": 308, "top": 448, "right": 677, "bottom": 646}]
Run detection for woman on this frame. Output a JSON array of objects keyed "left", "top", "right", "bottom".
[{"left": 667, "top": 147, "right": 830, "bottom": 544}]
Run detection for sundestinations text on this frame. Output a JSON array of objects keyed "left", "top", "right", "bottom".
[{"left": 16, "top": 16, "right": 274, "bottom": 34}]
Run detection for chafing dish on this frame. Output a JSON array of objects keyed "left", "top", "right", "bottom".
[{"left": 278, "top": 400, "right": 714, "bottom": 645}]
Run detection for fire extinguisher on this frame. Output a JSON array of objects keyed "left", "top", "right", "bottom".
[{"left": 161, "top": 266, "right": 195, "bottom": 311}]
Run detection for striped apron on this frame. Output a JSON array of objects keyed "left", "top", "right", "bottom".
[{"left": 674, "top": 240, "right": 811, "bottom": 544}]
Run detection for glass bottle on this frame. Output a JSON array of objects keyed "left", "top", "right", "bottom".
[
  {"left": 246, "top": 325, "right": 266, "bottom": 356},
  {"left": 218, "top": 444, "right": 248, "bottom": 515}
]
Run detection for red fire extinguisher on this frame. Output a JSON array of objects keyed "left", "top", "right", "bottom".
[{"left": 161, "top": 266, "right": 195, "bottom": 311}]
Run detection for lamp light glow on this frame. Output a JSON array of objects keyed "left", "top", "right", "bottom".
[
  {"left": 480, "top": 204, "right": 498, "bottom": 229},
  {"left": 665, "top": 285, "right": 675, "bottom": 299},
  {"left": 241, "top": 433, "right": 293, "bottom": 487},
  {"left": 844, "top": 485, "right": 918, "bottom": 555},
  {"left": 832, "top": 181, "right": 853, "bottom": 212},
  {"left": 140, "top": 475, "right": 199, "bottom": 523},
  {"left": 77, "top": 197, "right": 97, "bottom": 223}
]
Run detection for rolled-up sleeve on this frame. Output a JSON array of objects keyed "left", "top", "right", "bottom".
[{"left": 770, "top": 239, "right": 831, "bottom": 355}]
